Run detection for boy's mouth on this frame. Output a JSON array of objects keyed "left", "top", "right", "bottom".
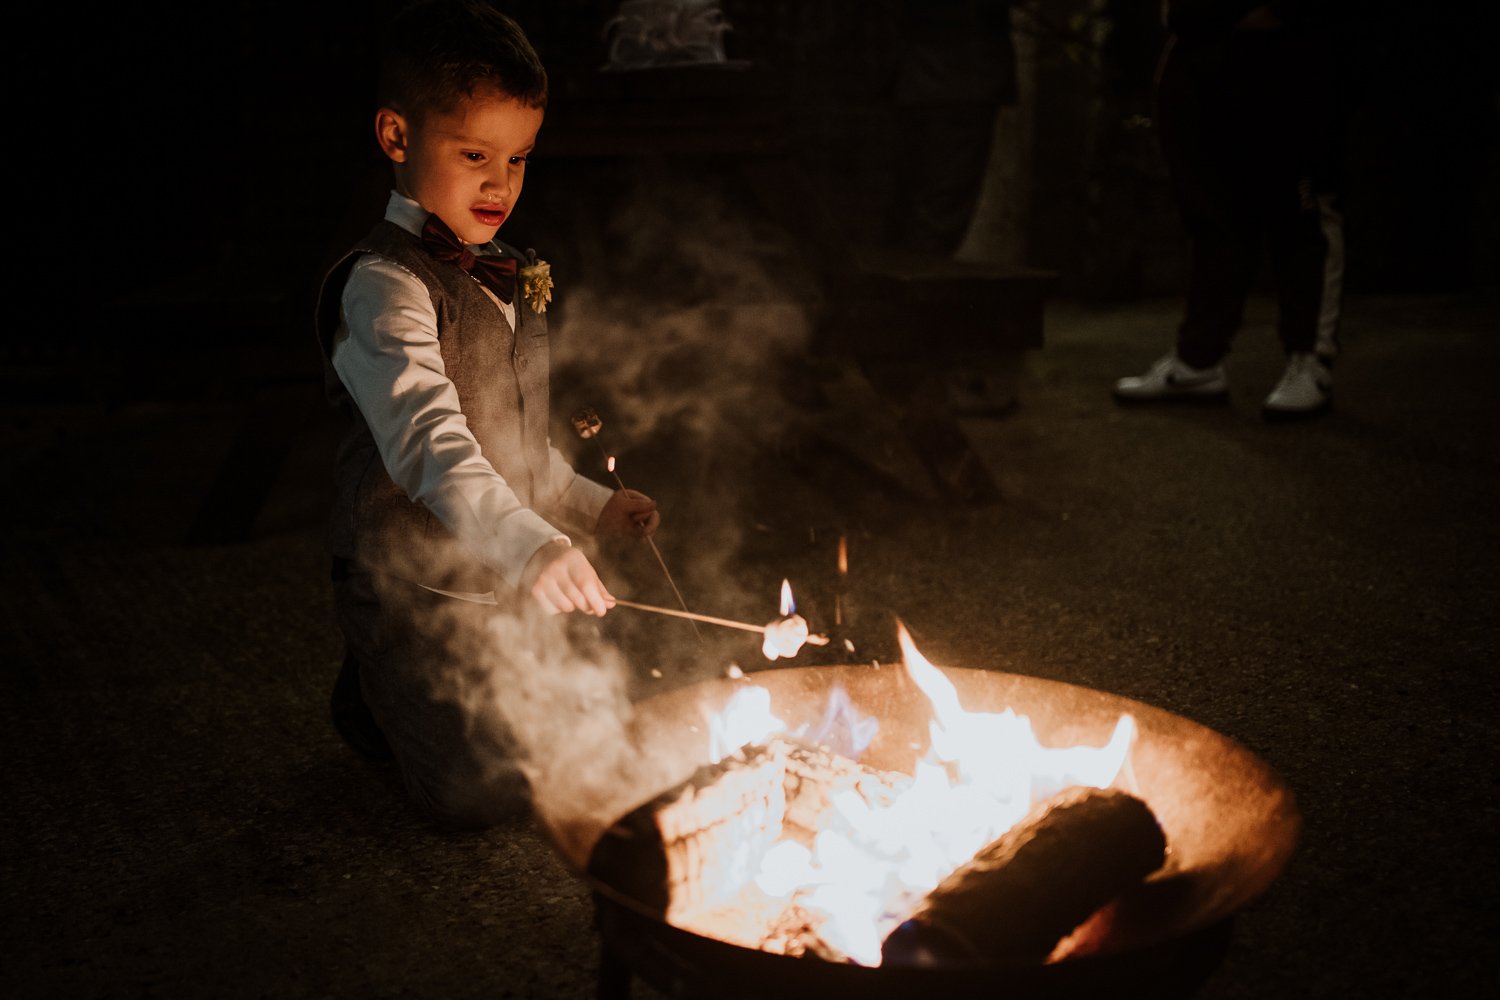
[{"left": 471, "top": 205, "right": 506, "bottom": 228}]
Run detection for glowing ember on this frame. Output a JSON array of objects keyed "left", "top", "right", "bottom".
[
  {"left": 835, "top": 537, "right": 848, "bottom": 626},
  {"left": 681, "top": 626, "right": 1138, "bottom": 966}
]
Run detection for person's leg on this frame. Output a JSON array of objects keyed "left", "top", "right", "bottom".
[
  {"left": 1261, "top": 28, "right": 1344, "bottom": 361},
  {"left": 1267, "top": 191, "right": 1343, "bottom": 358},
  {"left": 1158, "top": 35, "right": 1263, "bottom": 371},
  {"left": 1176, "top": 233, "right": 1261, "bottom": 370},
  {"left": 1116, "top": 35, "right": 1253, "bottom": 402},
  {"left": 330, "top": 647, "right": 393, "bottom": 761},
  {"left": 335, "top": 566, "right": 531, "bottom": 829},
  {"left": 1254, "top": 26, "right": 1342, "bottom": 417},
  {"left": 329, "top": 557, "right": 393, "bottom": 761}
]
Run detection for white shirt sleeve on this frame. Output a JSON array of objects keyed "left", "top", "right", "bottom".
[
  {"left": 544, "top": 442, "right": 616, "bottom": 536},
  {"left": 330, "top": 253, "right": 585, "bottom": 589}
]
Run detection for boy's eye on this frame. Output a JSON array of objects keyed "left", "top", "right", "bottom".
[
  {"left": 463, "top": 152, "right": 485, "bottom": 163},
  {"left": 509, "top": 155, "right": 529, "bottom": 166}
]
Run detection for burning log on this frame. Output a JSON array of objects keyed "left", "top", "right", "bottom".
[
  {"left": 588, "top": 743, "right": 788, "bottom": 918},
  {"left": 760, "top": 904, "right": 848, "bottom": 962},
  {"left": 781, "top": 741, "right": 907, "bottom": 844},
  {"left": 881, "top": 786, "right": 1167, "bottom": 968},
  {"left": 587, "top": 738, "right": 906, "bottom": 923}
]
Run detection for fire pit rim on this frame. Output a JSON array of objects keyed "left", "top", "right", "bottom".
[{"left": 533, "top": 662, "right": 1301, "bottom": 974}]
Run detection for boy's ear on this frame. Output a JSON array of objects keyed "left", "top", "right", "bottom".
[{"left": 375, "top": 108, "right": 410, "bottom": 163}]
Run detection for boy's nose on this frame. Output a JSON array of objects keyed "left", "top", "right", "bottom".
[{"left": 483, "top": 174, "right": 512, "bottom": 201}]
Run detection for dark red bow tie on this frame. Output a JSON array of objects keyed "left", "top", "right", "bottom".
[{"left": 420, "top": 214, "right": 518, "bottom": 304}]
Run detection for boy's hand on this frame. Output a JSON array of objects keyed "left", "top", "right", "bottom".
[
  {"left": 521, "top": 540, "right": 614, "bottom": 616},
  {"left": 596, "top": 489, "right": 660, "bottom": 539}
]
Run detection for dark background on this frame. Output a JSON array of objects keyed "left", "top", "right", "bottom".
[{"left": 28, "top": 0, "right": 1500, "bottom": 396}]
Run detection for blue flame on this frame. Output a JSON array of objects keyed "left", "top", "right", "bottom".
[{"left": 794, "top": 684, "right": 879, "bottom": 760}]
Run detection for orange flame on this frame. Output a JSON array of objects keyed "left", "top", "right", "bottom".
[
  {"left": 607, "top": 455, "right": 616, "bottom": 473},
  {"left": 692, "top": 625, "right": 1139, "bottom": 966},
  {"left": 779, "top": 579, "right": 794, "bottom": 616},
  {"left": 837, "top": 535, "right": 848, "bottom": 575}
]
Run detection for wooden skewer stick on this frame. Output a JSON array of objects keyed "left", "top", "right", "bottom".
[
  {"left": 573, "top": 407, "right": 702, "bottom": 642},
  {"left": 602, "top": 458, "right": 699, "bottom": 639},
  {"left": 612, "top": 598, "right": 765, "bottom": 633},
  {"left": 610, "top": 599, "right": 831, "bottom": 646}
]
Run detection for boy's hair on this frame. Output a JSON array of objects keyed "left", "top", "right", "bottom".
[{"left": 377, "top": 0, "right": 548, "bottom": 122}]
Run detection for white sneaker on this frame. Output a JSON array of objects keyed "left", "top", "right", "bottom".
[
  {"left": 1114, "top": 354, "right": 1228, "bottom": 402},
  {"left": 1262, "top": 352, "right": 1332, "bottom": 419}
]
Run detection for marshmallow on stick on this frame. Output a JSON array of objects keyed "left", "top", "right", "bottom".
[
  {"left": 610, "top": 580, "right": 827, "bottom": 659},
  {"left": 761, "top": 580, "right": 828, "bottom": 660},
  {"left": 762, "top": 614, "right": 815, "bottom": 660}
]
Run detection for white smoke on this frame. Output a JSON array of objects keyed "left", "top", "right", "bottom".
[
  {"left": 377, "top": 162, "right": 818, "bottom": 845},
  {"left": 546, "top": 162, "right": 817, "bottom": 672}
]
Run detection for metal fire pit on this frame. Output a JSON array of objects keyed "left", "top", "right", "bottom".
[{"left": 532, "top": 665, "right": 1300, "bottom": 1000}]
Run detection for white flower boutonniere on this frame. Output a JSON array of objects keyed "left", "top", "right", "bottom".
[{"left": 520, "top": 249, "right": 553, "bottom": 314}]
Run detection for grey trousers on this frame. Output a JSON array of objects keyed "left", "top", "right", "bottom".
[{"left": 333, "top": 562, "right": 531, "bottom": 829}]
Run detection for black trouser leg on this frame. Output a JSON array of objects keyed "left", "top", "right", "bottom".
[
  {"left": 1157, "top": 36, "right": 1258, "bottom": 369},
  {"left": 1268, "top": 187, "right": 1335, "bottom": 357},
  {"left": 1176, "top": 225, "right": 1262, "bottom": 369}
]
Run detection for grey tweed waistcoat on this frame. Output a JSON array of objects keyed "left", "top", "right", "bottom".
[{"left": 315, "top": 220, "right": 551, "bottom": 592}]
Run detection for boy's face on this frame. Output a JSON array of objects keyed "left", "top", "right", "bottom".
[{"left": 376, "top": 85, "right": 544, "bottom": 245}]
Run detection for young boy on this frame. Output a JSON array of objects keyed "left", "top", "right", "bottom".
[{"left": 314, "top": 0, "right": 659, "bottom": 828}]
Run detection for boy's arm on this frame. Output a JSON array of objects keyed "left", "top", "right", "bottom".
[
  {"left": 542, "top": 447, "right": 660, "bottom": 538},
  {"left": 333, "top": 256, "right": 571, "bottom": 589},
  {"left": 542, "top": 445, "right": 614, "bottom": 535}
]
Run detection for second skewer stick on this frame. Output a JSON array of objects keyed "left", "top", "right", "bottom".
[{"left": 573, "top": 408, "right": 702, "bottom": 642}]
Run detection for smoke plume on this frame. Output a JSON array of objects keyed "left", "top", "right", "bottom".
[{"left": 376, "top": 159, "right": 820, "bottom": 844}]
